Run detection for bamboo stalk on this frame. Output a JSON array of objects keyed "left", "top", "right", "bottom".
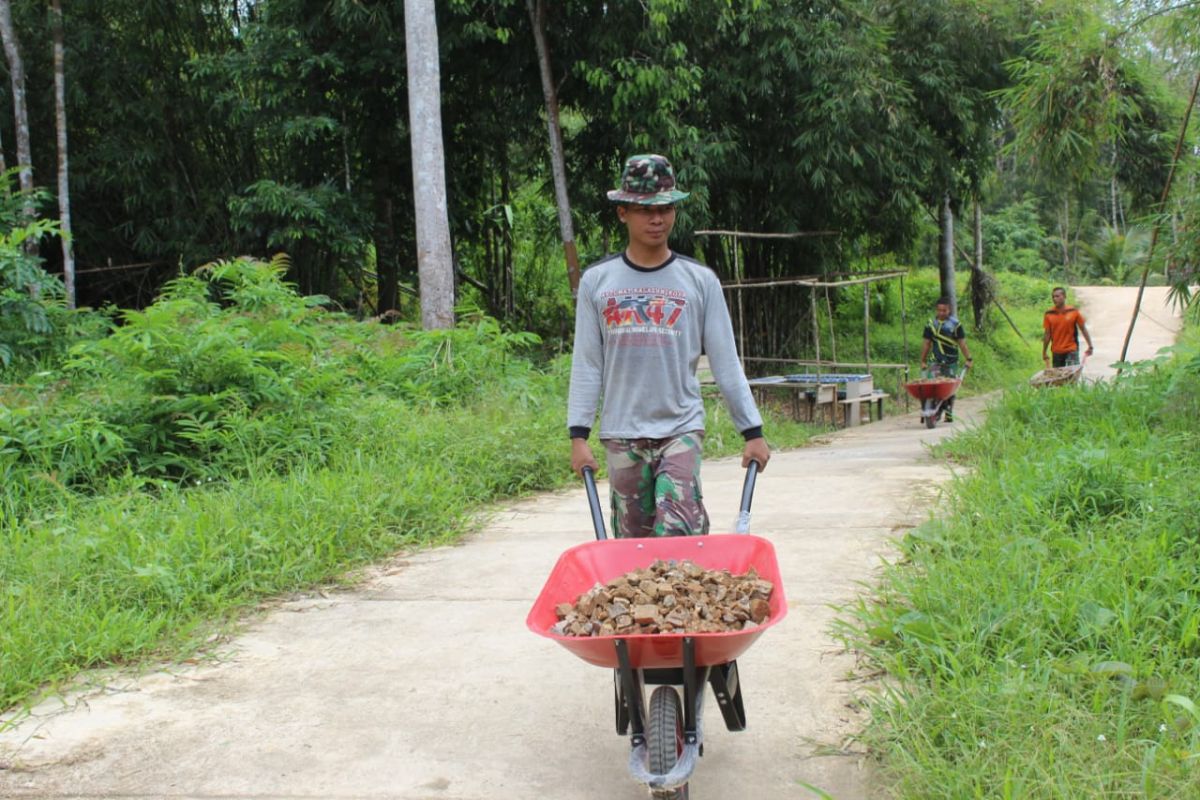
[{"left": 1118, "top": 67, "right": 1200, "bottom": 371}]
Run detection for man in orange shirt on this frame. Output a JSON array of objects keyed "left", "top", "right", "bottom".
[{"left": 1042, "top": 286, "right": 1094, "bottom": 368}]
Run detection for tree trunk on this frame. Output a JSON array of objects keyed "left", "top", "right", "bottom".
[
  {"left": 375, "top": 190, "right": 398, "bottom": 317},
  {"left": 1059, "top": 195, "right": 1070, "bottom": 274},
  {"left": 0, "top": 0, "right": 34, "bottom": 226},
  {"left": 939, "top": 192, "right": 957, "bottom": 316},
  {"left": 1109, "top": 146, "right": 1121, "bottom": 234},
  {"left": 501, "top": 163, "right": 514, "bottom": 318},
  {"left": 970, "top": 198, "right": 985, "bottom": 329},
  {"left": 527, "top": 0, "right": 581, "bottom": 295},
  {"left": 404, "top": 0, "right": 455, "bottom": 329},
  {"left": 51, "top": 0, "right": 75, "bottom": 308}
]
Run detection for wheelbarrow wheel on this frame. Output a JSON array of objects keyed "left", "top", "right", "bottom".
[
  {"left": 648, "top": 686, "right": 689, "bottom": 800},
  {"left": 923, "top": 400, "right": 937, "bottom": 429}
]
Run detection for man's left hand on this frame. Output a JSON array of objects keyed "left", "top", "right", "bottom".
[
  {"left": 742, "top": 438, "right": 770, "bottom": 473},
  {"left": 1086, "top": 347, "right": 1094, "bottom": 356}
]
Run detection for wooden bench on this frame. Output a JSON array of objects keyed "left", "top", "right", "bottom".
[
  {"left": 748, "top": 379, "right": 838, "bottom": 425},
  {"left": 837, "top": 377, "right": 887, "bottom": 427},
  {"left": 841, "top": 390, "right": 889, "bottom": 425}
]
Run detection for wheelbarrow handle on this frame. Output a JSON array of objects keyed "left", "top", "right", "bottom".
[
  {"left": 581, "top": 466, "right": 608, "bottom": 541},
  {"left": 735, "top": 460, "right": 760, "bottom": 534}
]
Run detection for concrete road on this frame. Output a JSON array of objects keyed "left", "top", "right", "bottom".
[
  {"left": 1071, "top": 286, "right": 1183, "bottom": 380},
  {"left": 0, "top": 287, "right": 1180, "bottom": 800}
]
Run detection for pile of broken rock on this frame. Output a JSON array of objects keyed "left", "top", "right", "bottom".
[{"left": 552, "top": 558, "right": 773, "bottom": 637}]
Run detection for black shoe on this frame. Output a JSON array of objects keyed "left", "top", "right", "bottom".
[{"left": 944, "top": 412, "right": 954, "bottom": 423}]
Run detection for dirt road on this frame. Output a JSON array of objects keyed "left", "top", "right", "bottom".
[{"left": 0, "top": 287, "right": 1180, "bottom": 800}]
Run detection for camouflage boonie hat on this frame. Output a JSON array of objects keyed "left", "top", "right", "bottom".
[{"left": 606, "top": 154, "right": 690, "bottom": 205}]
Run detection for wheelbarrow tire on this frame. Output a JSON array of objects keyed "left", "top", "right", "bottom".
[
  {"left": 923, "top": 400, "right": 937, "bottom": 429},
  {"left": 648, "top": 685, "right": 689, "bottom": 800}
]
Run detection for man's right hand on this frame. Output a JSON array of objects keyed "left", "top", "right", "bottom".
[
  {"left": 1043, "top": 355, "right": 1050, "bottom": 366},
  {"left": 571, "top": 438, "right": 599, "bottom": 477}
]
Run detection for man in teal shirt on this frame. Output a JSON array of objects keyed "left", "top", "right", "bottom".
[{"left": 919, "top": 298, "right": 973, "bottom": 422}]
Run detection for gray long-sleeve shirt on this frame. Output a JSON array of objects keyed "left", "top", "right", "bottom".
[{"left": 567, "top": 252, "right": 763, "bottom": 441}]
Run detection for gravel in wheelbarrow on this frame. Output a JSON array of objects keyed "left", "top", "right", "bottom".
[
  {"left": 526, "top": 534, "right": 787, "bottom": 669},
  {"left": 1030, "top": 365, "right": 1083, "bottom": 388},
  {"left": 552, "top": 558, "right": 774, "bottom": 637},
  {"left": 903, "top": 376, "right": 961, "bottom": 402}
]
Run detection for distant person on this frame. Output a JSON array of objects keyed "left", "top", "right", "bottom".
[
  {"left": 1042, "top": 286, "right": 1094, "bottom": 368},
  {"left": 919, "top": 297, "right": 973, "bottom": 422},
  {"left": 567, "top": 153, "right": 769, "bottom": 538}
]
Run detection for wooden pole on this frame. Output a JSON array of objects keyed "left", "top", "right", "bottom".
[
  {"left": 863, "top": 282, "right": 871, "bottom": 367},
  {"left": 825, "top": 284, "right": 837, "bottom": 364},
  {"left": 722, "top": 271, "right": 906, "bottom": 290},
  {"left": 735, "top": 234, "right": 746, "bottom": 370},
  {"left": 810, "top": 288, "right": 821, "bottom": 371},
  {"left": 991, "top": 298, "right": 1028, "bottom": 343},
  {"left": 1118, "top": 67, "right": 1200, "bottom": 371},
  {"left": 900, "top": 275, "right": 909, "bottom": 411}
]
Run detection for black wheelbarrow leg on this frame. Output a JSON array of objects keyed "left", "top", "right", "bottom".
[
  {"left": 614, "top": 639, "right": 646, "bottom": 746},
  {"left": 708, "top": 660, "right": 747, "bottom": 731}
]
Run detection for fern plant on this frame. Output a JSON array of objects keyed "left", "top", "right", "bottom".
[{"left": 0, "top": 174, "right": 64, "bottom": 368}]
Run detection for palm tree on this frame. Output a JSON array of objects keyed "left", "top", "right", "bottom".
[{"left": 1081, "top": 225, "right": 1148, "bottom": 286}]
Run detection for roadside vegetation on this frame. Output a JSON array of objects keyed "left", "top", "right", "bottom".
[
  {"left": 842, "top": 328, "right": 1200, "bottom": 797},
  {"left": 0, "top": 255, "right": 820, "bottom": 713}
]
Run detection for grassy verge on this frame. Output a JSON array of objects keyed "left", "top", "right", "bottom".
[{"left": 841, "top": 330, "right": 1200, "bottom": 797}]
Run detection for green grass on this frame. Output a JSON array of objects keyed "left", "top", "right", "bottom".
[{"left": 840, "top": 330, "right": 1200, "bottom": 798}]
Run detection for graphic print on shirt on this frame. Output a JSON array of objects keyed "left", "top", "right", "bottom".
[{"left": 601, "top": 287, "right": 688, "bottom": 347}]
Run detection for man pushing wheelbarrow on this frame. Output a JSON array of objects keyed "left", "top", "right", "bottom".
[
  {"left": 567, "top": 153, "right": 769, "bottom": 535},
  {"left": 538, "top": 153, "right": 780, "bottom": 799},
  {"left": 918, "top": 297, "right": 973, "bottom": 423}
]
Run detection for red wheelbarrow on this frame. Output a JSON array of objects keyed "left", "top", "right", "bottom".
[
  {"left": 904, "top": 364, "right": 969, "bottom": 429},
  {"left": 526, "top": 463, "right": 786, "bottom": 799}
]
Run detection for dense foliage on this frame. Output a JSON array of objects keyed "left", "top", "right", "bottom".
[{"left": 3, "top": 0, "right": 1190, "bottom": 349}]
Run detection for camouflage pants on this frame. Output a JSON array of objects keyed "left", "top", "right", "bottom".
[{"left": 602, "top": 432, "right": 708, "bottom": 539}]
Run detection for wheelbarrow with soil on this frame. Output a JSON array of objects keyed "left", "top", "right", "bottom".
[
  {"left": 904, "top": 364, "right": 969, "bottom": 429},
  {"left": 526, "top": 462, "right": 786, "bottom": 798}
]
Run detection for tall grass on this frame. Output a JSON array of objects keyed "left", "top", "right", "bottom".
[{"left": 841, "top": 332, "right": 1200, "bottom": 798}]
